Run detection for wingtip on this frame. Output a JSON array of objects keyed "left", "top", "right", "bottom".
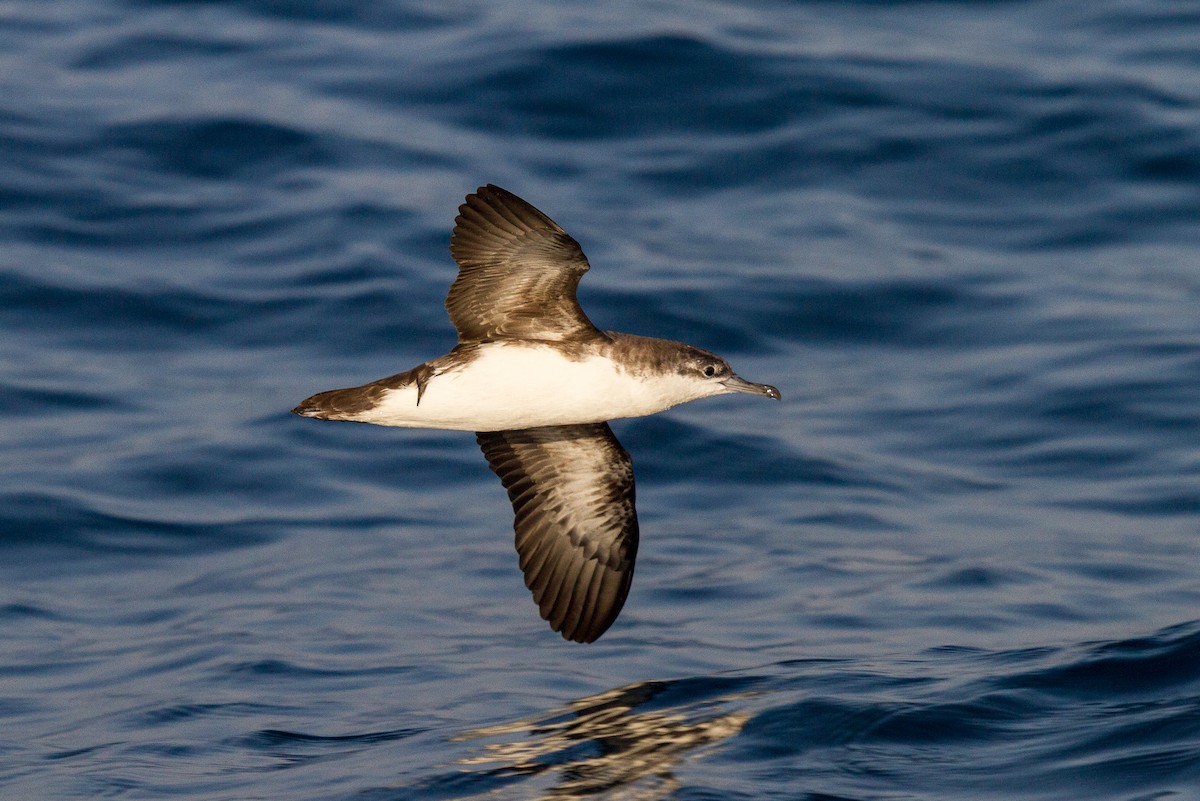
[
  {"left": 458, "top": 183, "right": 513, "bottom": 214},
  {"left": 475, "top": 183, "right": 510, "bottom": 198},
  {"left": 558, "top": 614, "right": 614, "bottom": 644},
  {"left": 550, "top": 559, "right": 632, "bottom": 644},
  {"left": 564, "top": 628, "right": 602, "bottom": 644}
]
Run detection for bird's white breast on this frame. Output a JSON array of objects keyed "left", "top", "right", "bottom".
[{"left": 350, "top": 343, "right": 699, "bottom": 432}]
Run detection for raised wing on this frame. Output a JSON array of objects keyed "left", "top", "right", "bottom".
[
  {"left": 476, "top": 423, "right": 638, "bottom": 643},
  {"left": 448, "top": 185, "right": 605, "bottom": 344}
]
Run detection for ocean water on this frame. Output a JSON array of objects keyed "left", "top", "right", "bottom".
[{"left": 3, "top": 1, "right": 1200, "bottom": 798}]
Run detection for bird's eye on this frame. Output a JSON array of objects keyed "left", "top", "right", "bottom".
[{"left": 702, "top": 365, "right": 717, "bottom": 377}]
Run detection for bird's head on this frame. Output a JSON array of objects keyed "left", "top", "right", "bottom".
[{"left": 677, "top": 347, "right": 781, "bottom": 402}]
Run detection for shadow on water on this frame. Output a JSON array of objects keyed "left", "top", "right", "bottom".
[
  {"left": 353, "top": 621, "right": 1200, "bottom": 800},
  {"left": 398, "top": 678, "right": 757, "bottom": 801}
]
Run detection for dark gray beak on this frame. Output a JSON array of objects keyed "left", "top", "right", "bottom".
[{"left": 722, "top": 375, "right": 781, "bottom": 400}]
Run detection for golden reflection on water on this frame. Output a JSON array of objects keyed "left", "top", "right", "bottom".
[{"left": 451, "top": 679, "right": 751, "bottom": 800}]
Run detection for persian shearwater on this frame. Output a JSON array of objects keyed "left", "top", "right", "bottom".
[{"left": 294, "top": 185, "right": 779, "bottom": 643}]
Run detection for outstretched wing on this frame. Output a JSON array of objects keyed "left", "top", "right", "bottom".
[
  {"left": 448, "top": 185, "right": 605, "bottom": 344},
  {"left": 476, "top": 423, "right": 638, "bottom": 643}
]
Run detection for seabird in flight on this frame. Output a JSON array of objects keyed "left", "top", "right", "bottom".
[{"left": 294, "top": 185, "right": 779, "bottom": 642}]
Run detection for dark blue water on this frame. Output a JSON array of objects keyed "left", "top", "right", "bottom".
[{"left": 4, "top": 1, "right": 1200, "bottom": 798}]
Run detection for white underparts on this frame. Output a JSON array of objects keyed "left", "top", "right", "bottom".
[{"left": 349, "top": 343, "right": 722, "bottom": 432}]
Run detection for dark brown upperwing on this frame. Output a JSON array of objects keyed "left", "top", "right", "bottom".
[
  {"left": 476, "top": 423, "right": 638, "bottom": 643},
  {"left": 448, "top": 185, "right": 605, "bottom": 344}
]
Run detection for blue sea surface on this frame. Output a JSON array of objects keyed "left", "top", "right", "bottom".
[{"left": 3, "top": 1, "right": 1200, "bottom": 798}]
